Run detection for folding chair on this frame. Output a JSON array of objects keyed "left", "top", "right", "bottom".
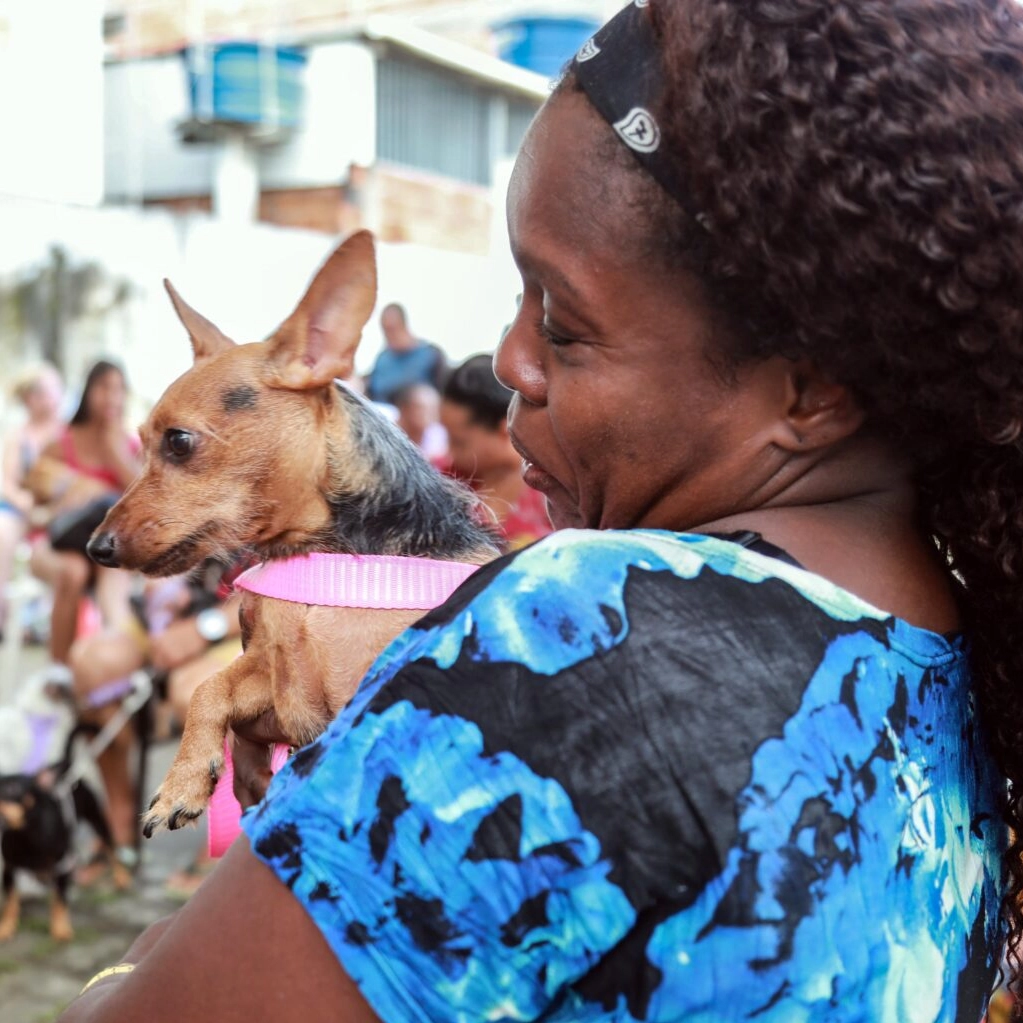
[{"left": 0, "top": 543, "right": 47, "bottom": 704}]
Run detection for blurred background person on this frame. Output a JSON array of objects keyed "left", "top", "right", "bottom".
[
  {"left": 0, "top": 363, "right": 65, "bottom": 639},
  {"left": 365, "top": 302, "right": 448, "bottom": 404},
  {"left": 393, "top": 382, "right": 448, "bottom": 462},
  {"left": 440, "top": 353, "right": 552, "bottom": 550},
  {"left": 27, "top": 359, "right": 142, "bottom": 683},
  {"left": 71, "top": 557, "right": 245, "bottom": 892}
]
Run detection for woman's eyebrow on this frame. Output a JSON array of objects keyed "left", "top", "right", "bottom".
[{"left": 513, "top": 250, "right": 585, "bottom": 302}]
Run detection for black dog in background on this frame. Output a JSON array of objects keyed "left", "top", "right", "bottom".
[{"left": 0, "top": 725, "right": 123, "bottom": 942}]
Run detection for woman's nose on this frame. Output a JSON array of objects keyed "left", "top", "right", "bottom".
[{"left": 495, "top": 310, "right": 546, "bottom": 407}]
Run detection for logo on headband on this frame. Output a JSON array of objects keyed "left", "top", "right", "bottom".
[
  {"left": 576, "top": 37, "right": 601, "bottom": 62},
  {"left": 614, "top": 107, "right": 660, "bottom": 153}
]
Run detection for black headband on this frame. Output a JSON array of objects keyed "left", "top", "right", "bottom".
[{"left": 571, "top": 0, "right": 707, "bottom": 228}]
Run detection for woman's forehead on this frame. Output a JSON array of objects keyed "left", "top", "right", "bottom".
[{"left": 509, "top": 90, "right": 646, "bottom": 267}]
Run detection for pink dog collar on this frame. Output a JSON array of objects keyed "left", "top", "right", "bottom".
[
  {"left": 209, "top": 553, "right": 480, "bottom": 859},
  {"left": 233, "top": 553, "right": 480, "bottom": 609}
]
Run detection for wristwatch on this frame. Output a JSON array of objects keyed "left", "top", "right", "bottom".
[{"left": 195, "top": 607, "right": 229, "bottom": 644}]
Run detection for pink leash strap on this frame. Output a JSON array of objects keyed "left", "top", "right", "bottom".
[
  {"left": 233, "top": 553, "right": 481, "bottom": 609},
  {"left": 209, "top": 552, "right": 481, "bottom": 859},
  {"left": 208, "top": 739, "right": 290, "bottom": 859}
]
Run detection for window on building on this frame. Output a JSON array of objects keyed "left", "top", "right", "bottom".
[{"left": 377, "top": 52, "right": 540, "bottom": 186}]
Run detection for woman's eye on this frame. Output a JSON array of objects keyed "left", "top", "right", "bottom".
[
  {"left": 163, "top": 429, "right": 195, "bottom": 461},
  {"left": 537, "top": 320, "right": 575, "bottom": 348}
]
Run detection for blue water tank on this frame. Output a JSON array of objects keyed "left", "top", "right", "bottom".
[
  {"left": 183, "top": 42, "right": 307, "bottom": 132},
  {"left": 495, "top": 16, "right": 599, "bottom": 78}
]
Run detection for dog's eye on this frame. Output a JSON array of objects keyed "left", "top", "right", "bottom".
[{"left": 162, "top": 429, "right": 195, "bottom": 462}]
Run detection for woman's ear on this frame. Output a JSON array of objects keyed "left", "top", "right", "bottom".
[{"left": 776, "top": 361, "right": 865, "bottom": 452}]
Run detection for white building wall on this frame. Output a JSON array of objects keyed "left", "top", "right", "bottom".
[
  {"left": 104, "top": 55, "right": 215, "bottom": 201},
  {"left": 258, "top": 42, "right": 377, "bottom": 189},
  {"left": 0, "top": 0, "right": 104, "bottom": 206}
]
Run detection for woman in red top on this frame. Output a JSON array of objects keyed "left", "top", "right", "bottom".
[
  {"left": 439, "top": 354, "right": 553, "bottom": 551},
  {"left": 29, "top": 360, "right": 141, "bottom": 679}
]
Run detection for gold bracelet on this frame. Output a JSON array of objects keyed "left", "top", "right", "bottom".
[{"left": 80, "top": 963, "right": 136, "bottom": 995}]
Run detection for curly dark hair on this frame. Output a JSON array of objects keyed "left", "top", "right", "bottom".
[{"left": 568, "top": 0, "right": 1023, "bottom": 996}]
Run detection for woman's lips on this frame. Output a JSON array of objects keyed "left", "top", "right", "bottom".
[
  {"left": 522, "top": 461, "right": 557, "bottom": 493},
  {"left": 509, "top": 433, "right": 557, "bottom": 494}
]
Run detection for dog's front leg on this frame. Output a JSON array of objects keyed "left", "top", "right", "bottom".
[
  {"left": 50, "top": 871, "right": 73, "bottom": 942},
  {"left": 142, "top": 653, "right": 271, "bottom": 836},
  {"left": 0, "top": 866, "right": 18, "bottom": 941}
]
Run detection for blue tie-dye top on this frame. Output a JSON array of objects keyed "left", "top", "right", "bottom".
[{"left": 242, "top": 529, "right": 1006, "bottom": 1023}]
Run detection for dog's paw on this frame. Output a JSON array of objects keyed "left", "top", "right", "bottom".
[
  {"left": 0, "top": 898, "right": 19, "bottom": 942},
  {"left": 50, "top": 909, "right": 73, "bottom": 942},
  {"left": 142, "top": 794, "right": 207, "bottom": 837},
  {"left": 142, "top": 754, "right": 223, "bottom": 837},
  {"left": 142, "top": 799, "right": 206, "bottom": 837},
  {"left": 111, "top": 861, "right": 134, "bottom": 892}
]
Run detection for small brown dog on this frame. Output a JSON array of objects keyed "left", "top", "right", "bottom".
[
  {"left": 0, "top": 722, "right": 130, "bottom": 941},
  {"left": 88, "top": 231, "right": 498, "bottom": 834}
]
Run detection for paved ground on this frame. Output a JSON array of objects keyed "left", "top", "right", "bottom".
[{"left": 1, "top": 644, "right": 208, "bottom": 1023}]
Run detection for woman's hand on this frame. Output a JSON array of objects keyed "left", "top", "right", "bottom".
[{"left": 230, "top": 710, "right": 291, "bottom": 809}]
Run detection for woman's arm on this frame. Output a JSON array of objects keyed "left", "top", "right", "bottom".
[
  {"left": 0, "top": 428, "right": 33, "bottom": 515},
  {"left": 98, "top": 427, "right": 141, "bottom": 491},
  {"left": 57, "top": 840, "right": 381, "bottom": 1023},
  {"left": 148, "top": 594, "right": 243, "bottom": 673}
]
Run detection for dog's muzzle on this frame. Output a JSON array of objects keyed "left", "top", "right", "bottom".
[{"left": 86, "top": 531, "right": 120, "bottom": 568}]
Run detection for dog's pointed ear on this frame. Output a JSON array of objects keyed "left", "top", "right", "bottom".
[
  {"left": 264, "top": 230, "right": 377, "bottom": 391},
  {"left": 164, "top": 280, "right": 236, "bottom": 362}
]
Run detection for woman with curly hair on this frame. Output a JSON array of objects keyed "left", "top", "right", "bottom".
[{"left": 60, "top": 1, "right": 1022, "bottom": 1020}]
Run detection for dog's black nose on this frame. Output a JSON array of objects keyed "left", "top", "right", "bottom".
[{"left": 86, "top": 531, "right": 120, "bottom": 567}]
